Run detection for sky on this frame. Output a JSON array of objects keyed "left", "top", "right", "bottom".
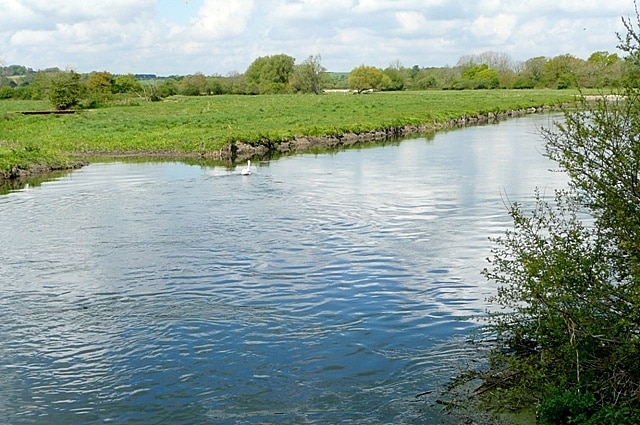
[{"left": 0, "top": 0, "right": 638, "bottom": 75}]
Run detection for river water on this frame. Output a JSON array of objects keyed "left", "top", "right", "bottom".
[{"left": 0, "top": 114, "right": 566, "bottom": 424}]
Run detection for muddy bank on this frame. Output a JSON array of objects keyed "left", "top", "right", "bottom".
[{"left": 217, "top": 105, "right": 554, "bottom": 162}]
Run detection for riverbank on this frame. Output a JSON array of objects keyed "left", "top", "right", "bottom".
[
  {"left": 223, "top": 105, "right": 553, "bottom": 161},
  {"left": 0, "top": 90, "right": 576, "bottom": 181}
]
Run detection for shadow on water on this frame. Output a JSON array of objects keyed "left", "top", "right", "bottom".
[{"left": 0, "top": 169, "right": 74, "bottom": 195}]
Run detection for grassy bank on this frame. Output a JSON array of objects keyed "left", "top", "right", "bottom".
[{"left": 0, "top": 90, "right": 578, "bottom": 178}]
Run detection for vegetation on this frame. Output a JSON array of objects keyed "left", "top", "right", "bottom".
[
  {"left": 461, "top": 6, "right": 640, "bottom": 424},
  {"left": 48, "top": 70, "right": 83, "bottom": 110},
  {"left": 0, "top": 90, "right": 578, "bottom": 178},
  {"left": 0, "top": 48, "right": 629, "bottom": 106},
  {"left": 290, "top": 55, "right": 327, "bottom": 95},
  {"left": 245, "top": 54, "right": 295, "bottom": 94},
  {"left": 348, "top": 65, "right": 392, "bottom": 93}
]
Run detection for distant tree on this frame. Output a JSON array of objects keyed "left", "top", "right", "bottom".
[
  {"left": 457, "top": 52, "right": 514, "bottom": 88},
  {"left": 290, "top": 54, "right": 327, "bottom": 94},
  {"left": 245, "top": 54, "right": 295, "bottom": 94},
  {"left": 113, "top": 74, "right": 142, "bottom": 94},
  {"left": 85, "top": 71, "right": 114, "bottom": 93},
  {"left": 220, "top": 71, "right": 246, "bottom": 94},
  {"left": 523, "top": 56, "right": 547, "bottom": 84},
  {"left": 324, "top": 72, "right": 349, "bottom": 90},
  {"left": 455, "top": 64, "right": 499, "bottom": 89},
  {"left": 383, "top": 62, "right": 407, "bottom": 91},
  {"left": 204, "top": 76, "right": 223, "bottom": 95},
  {"left": 542, "top": 54, "right": 585, "bottom": 88},
  {"left": 0, "top": 86, "right": 13, "bottom": 99},
  {"left": 178, "top": 73, "right": 209, "bottom": 96},
  {"left": 584, "top": 51, "right": 623, "bottom": 87},
  {"left": 513, "top": 56, "right": 548, "bottom": 88},
  {"left": 49, "top": 70, "right": 83, "bottom": 110},
  {"left": 84, "top": 71, "right": 114, "bottom": 106},
  {"left": 348, "top": 65, "right": 391, "bottom": 93},
  {"left": 154, "top": 78, "right": 178, "bottom": 99},
  {"left": 0, "top": 64, "right": 29, "bottom": 77}
]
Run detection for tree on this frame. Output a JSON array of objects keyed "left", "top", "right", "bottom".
[
  {"left": 0, "top": 86, "right": 13, "bottom": 99},
  {"left": 383, "top": 62, "right": 407, "bottom": 91},
  {"left": 457, "top": 64, "right": 499, "bottom": 89},
  {"left": 519, "top": 56, "right": 548, "bottom": 87},
  {"left": 290, "top": 54, "right": 326, "bottom": 94},
  {"left": 178, "top": 73, "right": 209, "bottom": 96},
  {"left": 457, "top": 51, "right": 513, "bottom": 72},
  {"left": 48, "top": 70, "right": 82, "bottom": 110},
  {"left": 113, "top": 74, "right": 142, "bottom": 94},
  {"left": 348, "top": 65, "right": 391, "bottom": 93},
  {"left": 584, "top": 51, "right": 623, "bottom": 88},
  {"left": 245, "top": 54, "right": 295, "bottom": 94},
  {"left": 476, "top": 6, "right": 640, "bottom": 423},
  {"left": 542, "top": 54, "right": 585, "bottom": 88},
  {"left": 84, "top": 71, "right": 114, "bottom": 106},
  {"left": 456, "top": 51, "right": 514, "bottom": 88}
]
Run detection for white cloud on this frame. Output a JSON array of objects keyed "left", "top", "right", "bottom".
[
  {"left": 395, "top": 11, "right": 428, "bottom": 33},
  {"left": 470, "top": 13, "right": 517, "bottom": 43},
  {"left": 190, "top": 0, "right": 255, "bottom": 39},
  {"left": 0, "top": 0, "right": 637, "bottom": 74},
  {"left": 270, "top": 0, "right": 355, "bottom": 21}
]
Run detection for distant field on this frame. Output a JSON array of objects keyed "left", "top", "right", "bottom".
[{"left": 0, "top": 90, "right": 579, "bottom": 176}]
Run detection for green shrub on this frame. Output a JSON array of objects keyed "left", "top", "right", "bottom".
[
  {"left": 537, "top": 390, "right": 596, "bottom": 424},
  {"left": 0, "top": 86, "right": 14, "bottom": 99}
]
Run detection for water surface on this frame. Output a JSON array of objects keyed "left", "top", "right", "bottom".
[{"left": 0, "top": 114, "right": 566, "bottom": 424}]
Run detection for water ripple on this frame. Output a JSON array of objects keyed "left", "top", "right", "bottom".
[{"left": 0, "top": 115, "right": 568, "bottom": 424}]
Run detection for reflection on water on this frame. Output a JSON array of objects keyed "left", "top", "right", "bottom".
[{"left": 0, "top": 114, "right": 566, "bottom": 424}]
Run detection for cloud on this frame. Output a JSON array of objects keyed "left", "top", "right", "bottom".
[
  {"left": 0, "top": 0, "right": 637, "bottom": 74},
  {"left": 190, "top": 0, "right": 255, "bottom": 39},
  {"left": 470, "top": 13, "right": 517, "bottom": 43},
  {"left": 395, "top": 11, "right": 428, "bottom": 34}
]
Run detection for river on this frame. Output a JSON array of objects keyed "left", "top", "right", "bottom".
[{"left": 0, "top": 114, "right": 567, "bottom": 424}]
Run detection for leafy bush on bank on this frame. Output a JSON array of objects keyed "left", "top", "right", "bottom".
[{"left": 463, "top": 5, "right": 640, "bottom": 424}]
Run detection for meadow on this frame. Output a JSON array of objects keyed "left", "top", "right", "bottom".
[{"left": 0, "top": 89, "right": 579, "bottom": 177}]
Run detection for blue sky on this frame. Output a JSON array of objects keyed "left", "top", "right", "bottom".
[{"left": 0, "top": 0, "right": 637, "bottom": 75}]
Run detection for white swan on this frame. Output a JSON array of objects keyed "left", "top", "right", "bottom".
[{"left": 240, "top": 159, "right": 252, "bottom": 175}]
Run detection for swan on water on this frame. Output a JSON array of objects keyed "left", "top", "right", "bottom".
[{"left": 241, "top": 160, "right": 252, "bottom": 175}]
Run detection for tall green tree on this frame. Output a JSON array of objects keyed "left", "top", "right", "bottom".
[
  {"left": 348, "top": 65, "right": 391, "bottom": 93},
  {"left": 245, "top": 54, "right": 295, "bottom": 94},
  {"left": 383, "top": 62, "right": 407, "bottom": 91},
  {"left": 542, "top": 54, "right": 585, "bottom": 88},
  {"left": 290, "top": 54, "right": 326, "bottom": 94},
  {"left": 178, "top": 73, "right": 209, "bottom": 96},
  {"left": 84, "top": 71, "right": 114, "bottom": 106},
  {"left": 48, "top": 70, "right": 82, "bottom": 110},
  {"left": 113, "top": 74, "right": 142, "bottom": 94}
]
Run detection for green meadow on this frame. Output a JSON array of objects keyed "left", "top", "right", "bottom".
[{"left": 0, "top": 90, "right": 579, "bottom": 177}]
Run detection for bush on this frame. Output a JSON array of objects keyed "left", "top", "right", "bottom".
[
  {"left": 474, "top": 3, "right": 640, "bottom": 420},
  {"left": 537, "top": 390, "right": 596, "bottom": 424},
  {"left": 49, "top": 71, "right": 82, "bottom": 110},
  {"left": 538, "top": 389, "right": 640, "bottom": 425},
  {"left": 0, "top": 86, "right": 14, "bottom": 99}
]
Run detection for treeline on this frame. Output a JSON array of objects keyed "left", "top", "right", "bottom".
[{"left": 0, "top": 50, "right": 629, "bottom": 108}]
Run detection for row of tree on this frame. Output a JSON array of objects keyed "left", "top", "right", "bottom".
[{"left": 0, "top": 50, "right": 631, "bottom": 108}]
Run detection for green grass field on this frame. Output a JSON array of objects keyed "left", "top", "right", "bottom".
[{"left": 0, "top": 90, "right": 579, "bottom": 177}]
